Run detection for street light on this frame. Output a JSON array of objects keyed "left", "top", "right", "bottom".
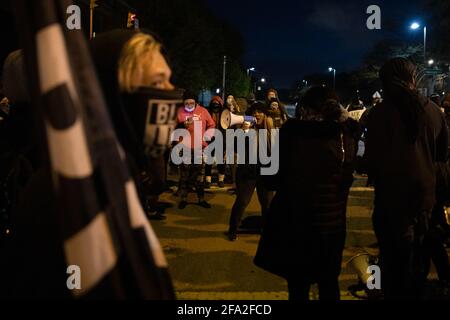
[
  {"left": 410, "top": 22, "right": 420, "bottom": 30},
  {"left": 410, "top": 21, "right": 427, "bottom": 62},
  {"left": 428, "top": 59, "right": 434, "bottom": 66},
  {"left": 254, "top": 78, "right": 266, "bottom": 93},
  {"left": 328, "top": 67, "right": 336, "bottom": 89},
  {"left": 302, "top": 80, "right": 308, "bottom": 87},
  {"left": 247, "top": 67, "right": 256, "bottom": 75}
]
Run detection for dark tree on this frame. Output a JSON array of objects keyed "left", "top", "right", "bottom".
[{"left": 129, "top": 0, "right": 250, "bottom": 95}]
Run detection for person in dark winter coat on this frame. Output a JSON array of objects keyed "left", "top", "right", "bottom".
[
  {"left": 254, "top": 86, "right": 360, "bottom": 300},
  {"left": 366, "top": 58, "right": 448, "bottom": 299},
  {"left": 0, "top": 50, "right": 36, "bottom": 245},
  {"left": 422, "top": 162, "right": 450, "bottom": 286},
  {"left": 204, "top": 95, "right": 226, "bottom": 188},
  {"left": 442, "top": 94, "right": 450, "bottom": 158}
]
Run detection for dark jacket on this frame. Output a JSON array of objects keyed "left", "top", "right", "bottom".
[
  {"left": 254, "top": 113, "right": 360, "bottom": 279},
  {"left": 366, "top": 98, "right": 448, "bottom": 228}
]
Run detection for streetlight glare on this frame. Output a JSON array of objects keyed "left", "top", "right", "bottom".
[
  {"left": 328, "top": 67, "right": 336, "bottom": 88},
  {"left": 261, "top": 78, "right": 266, "bottom": 83},
  {"left": 428, "top": 59, "right": 434, "bottom": 65},
  {"left": 410, "top": 22, "right": 420, "bottom": 30}
]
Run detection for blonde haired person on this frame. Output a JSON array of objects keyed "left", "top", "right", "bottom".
[
  {"left": 91, "top": 30, "right": 184, "bottom": 223},
  {"left": 117, "top": 32, "right": 173, "bottom": 93},
  {"left": 226, "top": 94, "right": 241, "bottom": 114}
]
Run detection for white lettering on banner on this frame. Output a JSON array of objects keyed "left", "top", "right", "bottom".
[{"left": 145, "top": 99, "right": 178, "bottom": 157}]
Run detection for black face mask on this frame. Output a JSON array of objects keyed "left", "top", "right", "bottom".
[
  {"left": 122, "top": 87, "right": 184, "bottom": 158},
  {"left": 210, "top": 103, "right": 221, "bottom": 113}
]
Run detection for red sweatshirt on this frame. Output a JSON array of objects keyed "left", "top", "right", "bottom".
[{"left": 177, "top": 105, "right": 216, "bottom": 149}]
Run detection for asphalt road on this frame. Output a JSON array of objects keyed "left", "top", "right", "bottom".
[{"left": 152, "top": 175, "right": 447, "bottom": 300}]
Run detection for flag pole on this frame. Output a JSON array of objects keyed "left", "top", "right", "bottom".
[{"left": 89, "top": 1, "right": 93, "bottom": 39}]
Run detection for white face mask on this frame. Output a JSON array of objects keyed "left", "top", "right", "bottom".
[{"left": 185, "top": 105, "right": 195, "bottom": 112}]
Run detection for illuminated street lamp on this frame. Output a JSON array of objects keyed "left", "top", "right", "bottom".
[
  {"left": 428, "top": 59, "right": 434, "bottom": 66},
  {"left": 328, "top": 67, "right": 336, "bottom": 89},
  {"left": 247, "top": 67, "right": 256, "bottom": 76},
  {"left": 410, "top": 22, "right": 420, "bottom": 30},
  {"left": 254, "top": 78, "right": 266, "bottom": 93},
  {"left": 410, "top": 21, "right": 427, "bottom": 62}
]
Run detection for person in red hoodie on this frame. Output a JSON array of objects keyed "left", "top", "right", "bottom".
[{"left": 177, "top": 91, "right": 215, "bottom": 209}]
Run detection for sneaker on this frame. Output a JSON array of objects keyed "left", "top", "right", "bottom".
[
  {"left": 148, "top": 212, "right": 167, "bottom": 221},
  {"left": 178, "top": 201, "right": 188, "bottom": 210},
  {"left": 227, "top": 187, "right": 237, "bottom": 195},
  {"left": 157, "top": 202, "right": 173, "bottom": 210},
  {"left": 198, "top": 200, "right": 211, "bottom": 209},
  {"left": 218, "top": 181, "right": 225, "bottom": 188}
]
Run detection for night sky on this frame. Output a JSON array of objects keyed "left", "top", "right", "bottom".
[{"left": 207, "top": 0, "right": 425, "bottom": 88}]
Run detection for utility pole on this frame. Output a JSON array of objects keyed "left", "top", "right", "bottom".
[
  {"left": 423, "top": 26, "right": 427, "bottom": 63},
  {"left": 222, "top": 55, "right": 227, "bottom": 101}
]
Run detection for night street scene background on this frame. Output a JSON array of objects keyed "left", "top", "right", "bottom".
[{"left": 0, "top": 0, "right": 449, "bottom": 306}]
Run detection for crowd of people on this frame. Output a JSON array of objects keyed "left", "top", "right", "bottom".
[{"left": 0, "top": 25, "right": 449, "bottom": 301}]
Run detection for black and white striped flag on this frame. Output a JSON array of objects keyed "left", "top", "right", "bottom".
[{"left": 13, "top": 0, "right": 174, "bottom": 299}]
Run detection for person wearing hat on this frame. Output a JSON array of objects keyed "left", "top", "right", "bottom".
[
  {"left": 430, "top": 93, "right": 442, "bottom": 108},
  {"left": 247, "top": 92, "right": 257, "bottom": 108},
  {"left": 227, "top": 102, "right": 275, "bottom": 241},
  {"left": 176, "top": 91, "right": 216, "bottom": 209}
]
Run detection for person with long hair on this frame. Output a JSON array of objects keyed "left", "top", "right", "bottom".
[
  {"left": 265, "top": 88, "right": 289, "bottom": 127},
  {"left": 366, "top": 58, "right": 448, "bottom": 299},
  {"left": 255, "top": 87, "right": 360, "bottom": 300},
  {"left": 267, "top": 98, "right": 288, "bottom": 128},
  {"left": 226, "top": 95, "right": 241, "bottom": 114}
]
